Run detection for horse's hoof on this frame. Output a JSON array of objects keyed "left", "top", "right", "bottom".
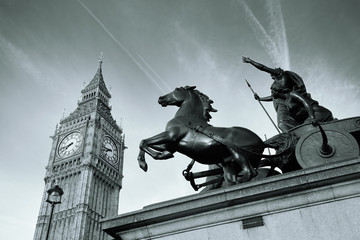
[
  {"left": 238, "top": 169, "right": 257, "bottom": 183},
  {"left": 139, "top": 161, "right": 148, "bottom": 172}
]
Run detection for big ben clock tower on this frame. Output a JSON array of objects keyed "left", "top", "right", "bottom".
[{"left": 34, "top": 59, "right": 125, "bottom": 240}]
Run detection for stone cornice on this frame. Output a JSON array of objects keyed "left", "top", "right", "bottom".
[
  {"left": 37, "top": 204, "right": 105, "bottom": 224},
  {"left": 91, "top": 162, "right": 123, "bottom": 188},
  {"left": 45, "top": 155, "right": 122, "bottom": 187},
  {"left": 81, "top": 163, "right": 122, "bottom": 187}
]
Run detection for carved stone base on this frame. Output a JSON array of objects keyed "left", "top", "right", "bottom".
[{"left": 102, "top": 157, "right": 360, "bottom": 240}]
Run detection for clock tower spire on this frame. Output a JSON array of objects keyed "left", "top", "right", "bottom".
[{"left": 34, "top": 60, "right": 125, "bottom": 240}]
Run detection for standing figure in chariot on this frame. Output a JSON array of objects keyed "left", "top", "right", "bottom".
[{"left": 242, "top": 56, "right": 334, "bottom": 132}]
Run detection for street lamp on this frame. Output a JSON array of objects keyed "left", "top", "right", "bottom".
[{"left": 45, "top": 185, "right": 64, "bottom": 240}]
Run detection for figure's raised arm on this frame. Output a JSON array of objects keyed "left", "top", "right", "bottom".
[{"left": 242, "top": 56, "right": 278, "bottom": 76}]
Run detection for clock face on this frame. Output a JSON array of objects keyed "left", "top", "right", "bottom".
[
  {"left": 101, "top": 136, "right": 118, "bottom": 165},
  {"left": 58, "top": 132, "right": 83, "bottom": 158}
]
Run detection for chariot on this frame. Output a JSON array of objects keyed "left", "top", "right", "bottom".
[{"left": 183, "top": 117, "right": 360, "bottom": 191}]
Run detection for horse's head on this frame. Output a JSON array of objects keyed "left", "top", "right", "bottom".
[
  {"left": 158, "top": 86, "right": 217, "bottom": 122},
  {"left": 158, "top": 86, "right": 195, "bottom": 107}
]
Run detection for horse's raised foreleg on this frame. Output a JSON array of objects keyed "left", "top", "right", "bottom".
[
  {"left": 148, "top": 144, "right": 174, "bottom": 159},
  {"left": 139, "top": 131, "right": 175, "bottom": 159},
  {"left": 137, "top": 149, "right": 148, "bottom": 172},
  {"left": 138, "top": 131, "right": 176, "bottom": 171}
]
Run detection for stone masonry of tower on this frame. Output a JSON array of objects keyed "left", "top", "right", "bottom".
[{"left": 33, "top": 62, "right": 125, "bottom": 240}]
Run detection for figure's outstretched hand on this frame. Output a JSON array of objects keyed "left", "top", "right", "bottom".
[
  {"left": 242, "top": 56, "right": 251, "bottom": 63},
  {"left": 254, "top": 93, "right": 260, "bottom": 101}
]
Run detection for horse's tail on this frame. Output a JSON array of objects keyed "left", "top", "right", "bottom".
[
  {"left": 264, "top": 132, "right": 297, "bottom": 155},
  {"left": 260, "top": 132, "right": 298, "bottom": 168}
]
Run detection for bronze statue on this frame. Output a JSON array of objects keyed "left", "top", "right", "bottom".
[
  {"left": 242, "top": 57, "right": 334, "bottom": 132},
  {"left": 138, "top": 86, "right": 296, "bottom": 186}
]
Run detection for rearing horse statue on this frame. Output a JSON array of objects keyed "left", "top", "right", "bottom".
[{"left": 138, "top": 86, "right": 295, "bottom": 185}]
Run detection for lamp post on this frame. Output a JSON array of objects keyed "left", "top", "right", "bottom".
[{"left": 45, "top": 185, "right": 64, "bottom": 240}]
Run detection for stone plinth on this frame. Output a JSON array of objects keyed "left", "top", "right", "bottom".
[{"left": 102, "top": 158, "right": 360, "bottom": 240}]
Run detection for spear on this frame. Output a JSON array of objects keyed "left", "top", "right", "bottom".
[{"left": 245, "top": 79, "right": 281, "bottom": 134}]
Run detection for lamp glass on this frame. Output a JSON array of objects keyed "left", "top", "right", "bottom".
[
  {"left": 48, "top": 191, "right": 61, "bottom": 203},
  {"left": 47, "top": 185, "right": 63, "bottom": 203}
]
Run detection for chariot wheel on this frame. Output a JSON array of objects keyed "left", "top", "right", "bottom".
[{"left": 295, "top": 128, "right": 359, "bottom": 168}]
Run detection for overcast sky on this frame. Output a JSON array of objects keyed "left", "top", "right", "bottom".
[{"left": 0, "top": 0, "right": 359, "bottom": 238}]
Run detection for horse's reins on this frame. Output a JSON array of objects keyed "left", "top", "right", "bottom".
[
  {"left": 178, "top": 116, "right": 296, "bottom": 190},
  {"left": 182, "top": 120, "right": 294, "bottom": 159}
]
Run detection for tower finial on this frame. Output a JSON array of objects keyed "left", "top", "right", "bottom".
[{"left": 98, "top": 52, "right": 104, "bottom": 68}]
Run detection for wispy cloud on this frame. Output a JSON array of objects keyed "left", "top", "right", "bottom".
[
  {"left": 78, "top": 0, "right": 170, "bottom": 94},
  {"left": 266, "top": 0, "right": 289, "bottom": 69},
  {"left": 135, "top": 53, "right": 171, "bottom": 92},
  {"left": 173, "top": 22, "right": 231, "bottom": 87},
  {"left": 238, "top": 0, "right": 290, "bottom": 69},
  {"left": 0, "top": 35, "right": 70, "bottom": 99},
  {"left": 0, "top": 35, "right": 49, "bottom": 86}
]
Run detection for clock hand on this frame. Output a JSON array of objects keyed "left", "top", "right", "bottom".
[
  {"left": 103, "top": 147, "right": 112, "bottom": 152},
  {"left": 59, "top": 142, "right": 74, "bottom": 152},
  {"left": 65, "top": 142, "right": 74, "bottom": 150}
]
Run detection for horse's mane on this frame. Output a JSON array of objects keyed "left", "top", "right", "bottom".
[{"left": 185, "top": 86, "right": 217, "bottom": 121}]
